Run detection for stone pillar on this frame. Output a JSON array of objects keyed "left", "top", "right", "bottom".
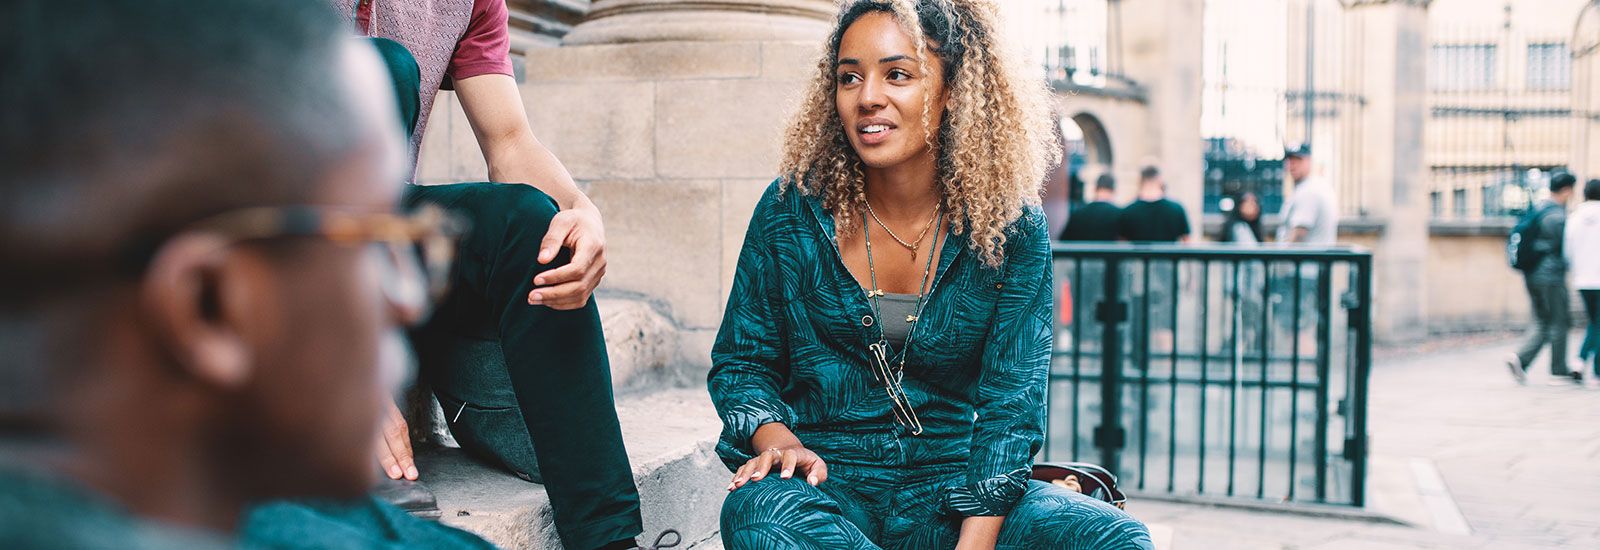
[
  {"left": 518, "top": 0, "right": 835, "bottom": 369},
  {"left": 1349, "top": 0, "right": 1431, "bottom": 342},
  {"left": 1119, "top": 0, "right": 1205, "bottom": 215}
]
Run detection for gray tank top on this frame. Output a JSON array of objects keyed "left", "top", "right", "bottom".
[{"left": 873, "top": 293, "right": 921, "bottom": 349}]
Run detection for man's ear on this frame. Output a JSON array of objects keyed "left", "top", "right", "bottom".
[{"left": 141, "top": 234, "right": 254, "bottom": 389}]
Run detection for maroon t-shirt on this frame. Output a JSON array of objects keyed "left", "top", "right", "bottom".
[{"left": 346, "top": 0, "right": 514, "bottom": 175}]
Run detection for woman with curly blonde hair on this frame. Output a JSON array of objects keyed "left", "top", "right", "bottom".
[{"left": 707, "top": 1, "right": 1152, "bottom": 548}]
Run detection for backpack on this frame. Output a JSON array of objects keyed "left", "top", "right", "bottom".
[{"left": 1508, "top": 204, "right": 1557, "bottom": 272}]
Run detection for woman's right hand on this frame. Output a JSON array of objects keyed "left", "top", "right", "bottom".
[{"left": 729, "top": 445, "right": 829, "bottom": 491}]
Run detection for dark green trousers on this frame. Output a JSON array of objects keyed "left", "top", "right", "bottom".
[{"left": 405, "top": 182, "right": 642, "bottom": 550}]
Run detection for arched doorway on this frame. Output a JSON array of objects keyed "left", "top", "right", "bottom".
[{"left": 1045, "top": 112, "right": 1115, "bottom": 238}]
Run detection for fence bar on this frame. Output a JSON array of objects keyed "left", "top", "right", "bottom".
[
  {"left": 1313, "top": 261, "right": 1332, "bottom": 502},
  {"left": 1096, "top": 258, "right": 1126, "bottom": 474},
  {"left": 1350, "top": 256, "right": 1373, "bottom": 506},
  {"left": 1227, "top": 260, "right": 1241, "bottom": 496},
  {"left": 1138, "top": 259, "right": 1152, "bottom": 489},
  {"left": 1197, "top": 260, "right": 1210, "bottom": 494},
  {"left": 1071, "top": 258, "right": 1084, "bottom": 460},
  {"left": 1167, "top": 259, "right": 1181, "bottom": 493},
  {"left": 1258, "top": 259, "right": 1272, "bottom": 499}
]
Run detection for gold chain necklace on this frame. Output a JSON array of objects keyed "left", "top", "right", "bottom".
[{"left": 865, "top": 200, "right": 940, "bottom": 258}]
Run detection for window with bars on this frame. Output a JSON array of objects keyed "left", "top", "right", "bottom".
[
  {"left": 1526, "top": 42, "right": 1570, "bottom": 91},
  {"left": 1430, "top": 44, "right": 1497, "bottom": 91}
]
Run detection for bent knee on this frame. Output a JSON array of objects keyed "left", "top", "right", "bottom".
[
  {"left": 495, "top": 184, "right": 560, "bottom": 236},
  {"left": 1016, "top": 482, "right": 1153, "bottom": 550},
  {"left": 720, "top": 477, "right": 827, "bottom": 529}
]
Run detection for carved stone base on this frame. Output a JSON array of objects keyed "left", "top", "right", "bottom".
[{"left": 562, "top": 0, "right": 834, "bottom": 45}]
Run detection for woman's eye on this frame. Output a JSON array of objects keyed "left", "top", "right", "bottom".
[
  {"left": 888, "top": 69, "right": 912, "bottom": 81},
  {"left": 838, "top": 73, "right": 861, "bottom": 85}
]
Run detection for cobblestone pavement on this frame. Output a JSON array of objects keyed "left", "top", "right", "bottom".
[{"left": 1129, "top": 332, "right": 1600, "bottom": 549}]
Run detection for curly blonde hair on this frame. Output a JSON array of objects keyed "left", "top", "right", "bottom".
[{"left": 780, "top": 0, "right": 1060, "bottom": 267}]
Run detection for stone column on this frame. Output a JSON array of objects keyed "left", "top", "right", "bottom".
[
  {"left": 518, "top": 0, "right": 835, "bottom": 369},
  {"left": 1119, "top": 0, "right": 1205, "bottom": 215},
  {"left": 1349, "top": 0, "right": 1431, "bottom": 342}
]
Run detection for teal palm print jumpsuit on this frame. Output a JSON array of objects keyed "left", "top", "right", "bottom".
[{"left": 709, "top": 180, "right": 1152, "bottom": 549}]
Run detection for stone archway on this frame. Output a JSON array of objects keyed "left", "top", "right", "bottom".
[{"left": 1045, "top": 112, "right": 1116, "bottom": 237}]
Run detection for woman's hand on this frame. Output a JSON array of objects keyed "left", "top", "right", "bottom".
[{"left": 729, "top": 445, "right": 829, "bottom": 491}]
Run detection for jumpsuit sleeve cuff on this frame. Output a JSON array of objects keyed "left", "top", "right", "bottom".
[
  {"left": 713, "top": 398, "right": 796, "bottom": 469},
  {"left": 940, "top": 467, "right": 1031, "bottom": 517}
]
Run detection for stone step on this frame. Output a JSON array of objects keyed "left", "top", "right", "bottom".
[{"left": 416, "top": 388, "right": 727, "bottom": 549}]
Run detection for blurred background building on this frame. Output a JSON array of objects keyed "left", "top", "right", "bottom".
[{"left": 418, "top": 0, "right": 1600, "bottom": 350}]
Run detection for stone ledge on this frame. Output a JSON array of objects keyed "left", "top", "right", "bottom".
[{"left": 419, "top": 388, "right": 727, "bottom": 549}]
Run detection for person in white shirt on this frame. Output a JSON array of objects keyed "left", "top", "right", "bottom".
[
  {"left": 1567, "top": 179, "right": 1600, "bottom": 377},
  {"left": 1277, "top": 144, "right": 1338, "bottom": 244}
]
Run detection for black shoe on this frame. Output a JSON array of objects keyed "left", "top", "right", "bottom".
[{"left": 373, "top": 478, "right": 442, "bottom": 520}]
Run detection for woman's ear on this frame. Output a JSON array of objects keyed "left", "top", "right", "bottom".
[{"left": 140, "top": 234, "right": 254, "bottom": 389}]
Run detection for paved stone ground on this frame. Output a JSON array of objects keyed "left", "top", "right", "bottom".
[{"left": 1131, "top": 331, "right": 1600, "bottom": 549}]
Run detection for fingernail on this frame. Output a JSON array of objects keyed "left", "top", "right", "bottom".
[
  {"left": 530, "top": 293, "right": 542, "bottom": 303},
  {"left": 388, "top": 465, "right": 402, "bottom": 478},
  {"left": 406, "top": 466, "right": 418, "bottom": 479},
  {"left": 782, "top": 469, "right": 793, "bottom": 479},
  {"left": 727, "top": 483, "right": 735, "bottom": 491},
  {"left": 808, "top": 475, "right": 819, "bottom": 485}
]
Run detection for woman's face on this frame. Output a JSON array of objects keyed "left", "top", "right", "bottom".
[
  {"left": 835, "top": 12, "right": 949, "bottom": 171},
  {"left": 1239, "top": 196, "right": 1260, "bottom": 221}
]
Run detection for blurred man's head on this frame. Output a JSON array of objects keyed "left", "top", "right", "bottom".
[
  {"left": 1285, "top": 144, "right": 1312, "bottom": 183},
  {"left": 1139, "top": 165, "right": 1164, "bottom": 195},
  {"left": 1586, "top": 179, "right": 1600, "bottom": 202},
  {"left": 1550, "top": 172, "right": 1577, "bottom": 203},
  {"left": 1093, "top": 173, "right": 1116, "bottom": 202},
  {"left": 1, "top": 0, "right": 408, "bottom": 529}
]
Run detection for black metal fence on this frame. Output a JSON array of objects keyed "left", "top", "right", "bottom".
[{"left": 1043, "top": 243, "right": 1373, "bottom": 507}]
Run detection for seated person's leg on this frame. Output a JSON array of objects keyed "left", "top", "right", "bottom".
[
  {"left": 405, "top": 182, "right": 642, "bottom": 550},
  {"left": 996, "top": 481, "right": 1153, "bottom": 550},
  {"left": 721, "top": 477, "right": 879, "bottom": 550}
]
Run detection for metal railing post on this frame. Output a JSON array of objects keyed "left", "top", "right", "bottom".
[{"left": 1095, "top": 257, "right": 1127, "bottom": 475}]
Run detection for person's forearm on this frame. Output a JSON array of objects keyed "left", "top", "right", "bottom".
[
  {"left": 750, "top": 422, "right": 803, "bottom": 452},
  {"left": 955, "top": 516, "right": 1004, "bottom": 550},
  {"left": 485, "top": 131, "right": 593, "bottom": 211}
]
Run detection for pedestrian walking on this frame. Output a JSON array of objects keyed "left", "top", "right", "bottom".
[
  {"left": 1567, "top": 178, "right": 1600, "bottom": 378},
  {"left": 1505, "top": 173, "right": 1579, "bottom": 385}
]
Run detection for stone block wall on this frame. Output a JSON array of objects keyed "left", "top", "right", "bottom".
[{"left": 416, "top": 39, "right": 824, "bottom": 377}]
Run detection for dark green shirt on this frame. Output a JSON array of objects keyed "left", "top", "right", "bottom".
[
  {"left": 709, "top": 179, "right": 1054, "bottom": 517},
  {"left": 0, "top": 466, "right": 227, "bottom": 549}
]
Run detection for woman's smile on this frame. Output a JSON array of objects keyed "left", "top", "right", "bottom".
[{"left": 856, "top": 117, "right": 898, "bottom": 146}]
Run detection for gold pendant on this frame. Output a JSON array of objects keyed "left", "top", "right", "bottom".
[
  {"left": 868, "top": 289, "right": 886, "bottom": 297},
  {"left": 906, "top": 315, "right": 918, "bottom": 323}
]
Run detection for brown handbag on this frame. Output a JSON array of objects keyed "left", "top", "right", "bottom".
[{"left": 1031, "top": 462, "right": 1128, "bottom": 510}]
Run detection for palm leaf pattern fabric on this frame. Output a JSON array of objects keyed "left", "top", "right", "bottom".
[{"left": 709, "top": 180, "right": 1152, "bottom": 549}]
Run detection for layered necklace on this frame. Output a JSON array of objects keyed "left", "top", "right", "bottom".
[
  {"left": 860, "top": 199, "right": 943, "bottom": 436},
  {"left": 865, "top": 201, "right": 939, "bottom": 259}
]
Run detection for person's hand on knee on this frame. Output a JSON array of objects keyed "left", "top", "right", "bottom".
[
  {"left": 375, "top": 399, "right": 418, "bottom": 481},
  {"left": 530, "top": 206, "right": 607, "bottom": 310},
  {"left": 729, "top": 446, "right": 829, "bottom": 491}
]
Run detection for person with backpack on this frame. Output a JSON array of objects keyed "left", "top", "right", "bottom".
[{"left": 1505, "top": 173, "right": 1580, "bottom": 384}]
